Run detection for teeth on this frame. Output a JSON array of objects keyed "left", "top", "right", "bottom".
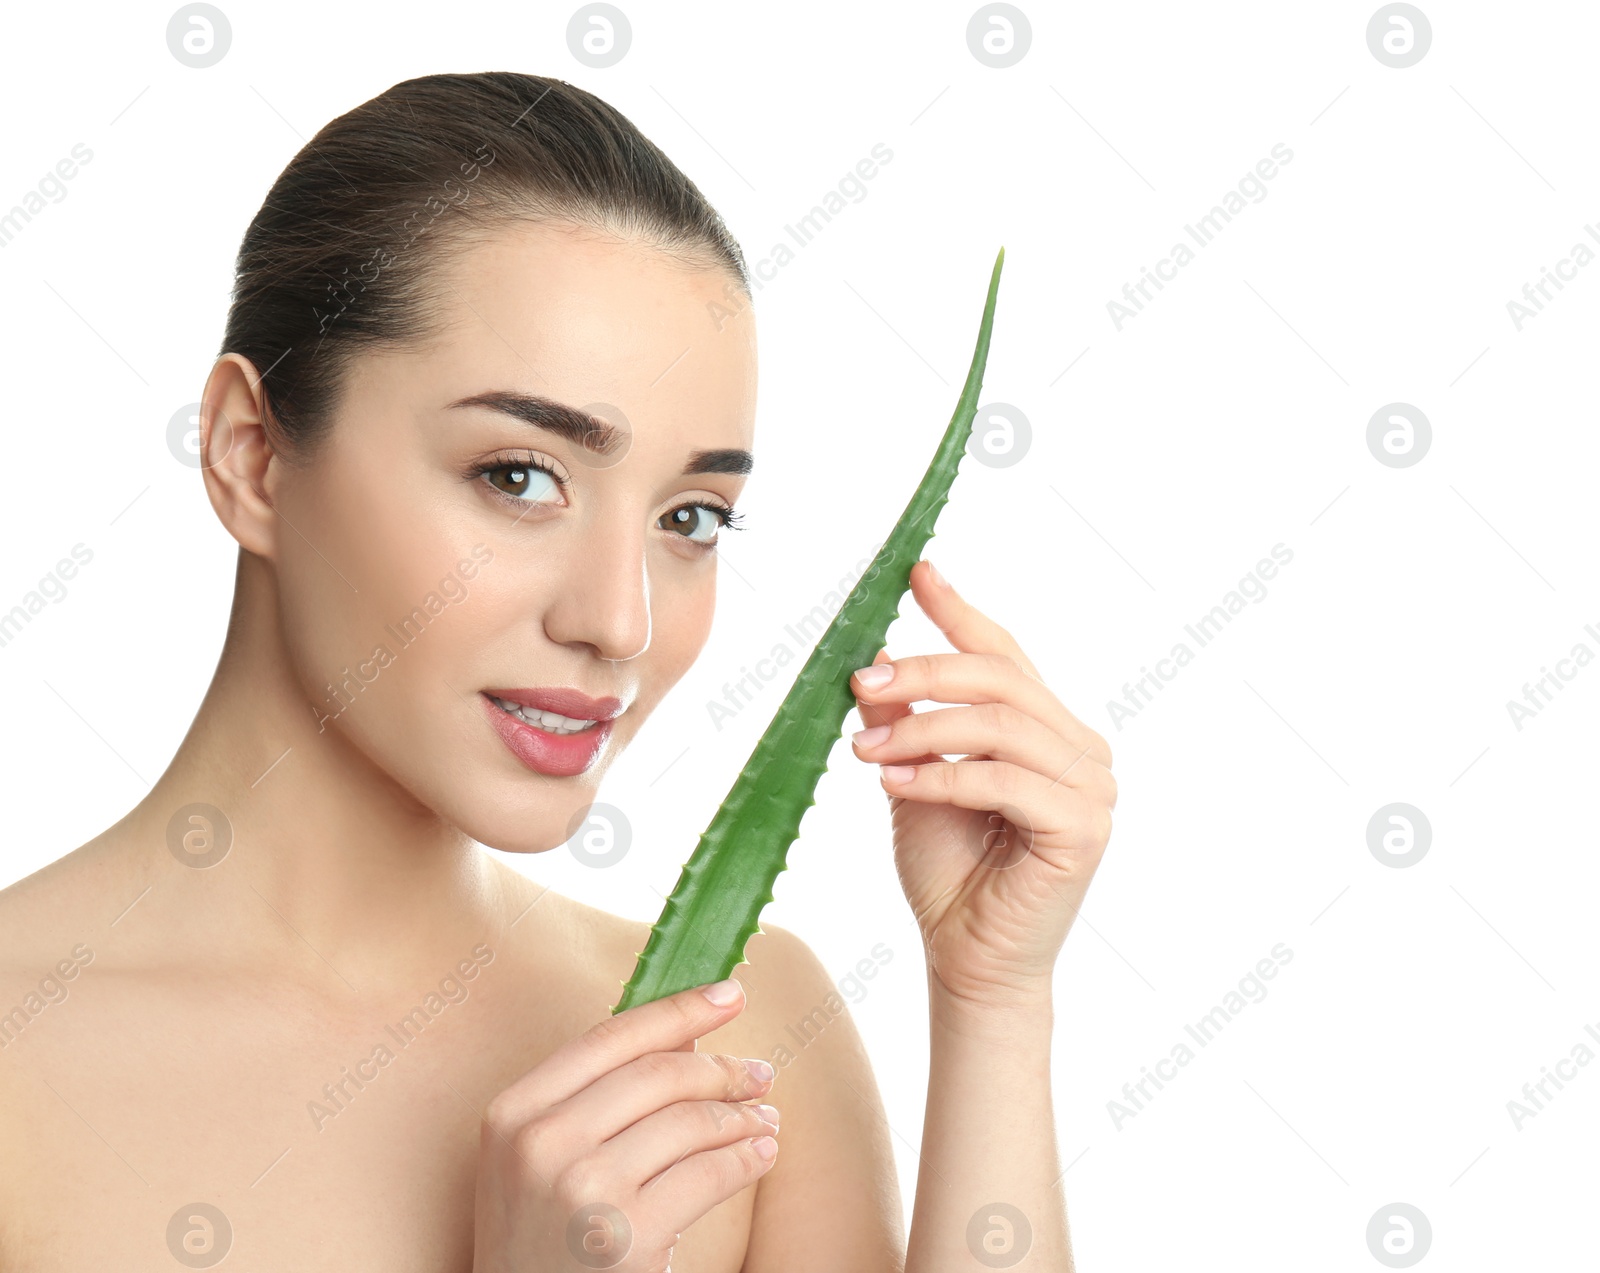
[{"left": 493, "top": 697, "right": 598, "bottom": 735}]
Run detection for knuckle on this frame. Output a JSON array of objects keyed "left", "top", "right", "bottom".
[
  {"left": 976, "top": 699, "right": 1011, "bottom": 736},
  {"left": 483, "top": 1091, "right": 522, "bottom": 1137},
  {"left": 634, "top": 1050, "right": 680, "bottom": 1086},
  {"left": 550, "top": 1171, "right": 593, "bottom": 1215},
  {"left": 583, "top": 1010, "right": 631, "bottom": 1053},
  {"left": 1089, "top": 804, "right": 1114, "bottom": 851},
  {"left": 704, "top": 1052, "right": 747, "bottom": 1097},
  {"left": 990, "top": 759, "right": 1021, "bottom": 796},
  {"left": 734, "top": 1136, "right": 772, "bottom": 1178},
  {"left": 671, "top": 983, "right": 714, "bottom": 1028},
  {"left": 988, "top": 651, "right": 1020, "bottom": 680},
  {"left": 693, "top": 1100, "right": 733, "bottom": 1136},
  {"left": 713, "top": 1141, "right": 761, "bottom": 1191},
  {"left": 511, "top": 1115, "right": 559, "bottom": 1166},
  {"left": 559, "top": 1154, "right": 610, "bottom": 1207},
  {"left": 700, "top": 1099, "right": 749, "bottom": 1136}
]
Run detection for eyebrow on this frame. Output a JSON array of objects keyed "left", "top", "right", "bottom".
[{"left": 448, "top": 390, "right": 753, "bottom": 477}]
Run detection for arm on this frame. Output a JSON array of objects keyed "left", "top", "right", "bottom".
[
  {"left": 849, "top": 558, "right": 1115, "bottom": 1273},
  {"left": 910, "top": 979, "right": 1068, "bottom": 1271},
  {"left": 744, "top": 559, "right": 1110, "bottom": 1272}
]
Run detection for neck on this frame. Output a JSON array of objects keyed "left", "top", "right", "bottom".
[{"left": 119, "top": 549, "right": 507, "bottom": 996}]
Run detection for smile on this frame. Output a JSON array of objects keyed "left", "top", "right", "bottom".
[{"left": 488, "top": 697, "right": 598, "bottom": 736}]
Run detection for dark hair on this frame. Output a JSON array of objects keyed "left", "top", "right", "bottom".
[{"left": 218, "top": 71, "right": 749, "bottom": 457}]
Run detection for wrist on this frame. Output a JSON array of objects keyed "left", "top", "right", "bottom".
[{"left": 928, "top": 974, "right": 1054, "bottom": 1042}]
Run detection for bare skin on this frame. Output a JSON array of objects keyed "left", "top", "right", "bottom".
[{"left": 0, "top": 218, "right": 1114, "bottom": 1271}]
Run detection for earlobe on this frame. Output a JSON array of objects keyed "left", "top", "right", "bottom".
[{"left": 198, "top": 353, "right": 281, "bottom": 559}]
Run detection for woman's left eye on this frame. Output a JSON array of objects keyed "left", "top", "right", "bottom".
[{"left": 660, "top": 504, "right": 730, "bottom": 546}]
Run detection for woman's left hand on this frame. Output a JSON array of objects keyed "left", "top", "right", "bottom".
[{"left": 850, "top": 559, "right": 1116, "bottom": 1012}]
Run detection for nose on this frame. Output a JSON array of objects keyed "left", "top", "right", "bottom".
[{"left": 542, "top": 515, "right": 653, "bottom": 663}]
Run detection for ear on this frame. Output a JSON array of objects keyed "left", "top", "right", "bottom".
[{"left": 197, "top": 353, "right": 283, "bottom": 559}]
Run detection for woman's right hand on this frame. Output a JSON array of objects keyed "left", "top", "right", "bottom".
[{"left": 470, "top": 977, "right": 781, "bottom": 1273}]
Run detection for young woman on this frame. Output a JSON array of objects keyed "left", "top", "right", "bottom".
[{"left": 0, "top": 72, "right": 1116, "bottom": 1271}]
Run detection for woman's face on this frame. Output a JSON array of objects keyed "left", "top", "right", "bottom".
[{"left": 262, "top": 220, "right": 758, "bottom": 853}]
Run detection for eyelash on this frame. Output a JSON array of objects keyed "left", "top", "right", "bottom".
[{"left": 468, "top": 451, "right": 746, "bottom": 547}]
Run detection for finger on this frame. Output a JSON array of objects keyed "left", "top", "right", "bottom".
[
  {"left": 637, "top": 1134, "right": 779, "bottom": 1235},
  {"left": 911, "top": 558, "right": 1041, "bottom": 679},
  {"left": 545, "top": 1050, "right": 775, "bottom": 1154},
  {"left": 489, "top": 979, "right": 748, "bottom": 1124},
  {"left": 853, "top": 647, "right": 944, "bottom": 772},
  {"left": 853, "top": 702, "right": 1115, "bottom": 802},
  {"left": 851, "top": 651, "right": 1112, "bottom": 769},
  {"left": 590, "top": 1098, "right": 779, "bottom": 1190},
  {"left": 854, "top": 648, "right": 912, "bottom": 730},
  {"left": 876, "top": 758, "right": 1114, "bottom": 857}
]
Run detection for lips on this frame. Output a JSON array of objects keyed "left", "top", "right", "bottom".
[
  {"left": 481, "top": 694, "right": 616, "bottom": 778},
  {"left": 484, "top": 687, "right": 625, "bottom": 722}
]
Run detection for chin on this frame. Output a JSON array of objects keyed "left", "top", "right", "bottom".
[{"left": 442, "top": 749, "right": 626, "bottom": 859}]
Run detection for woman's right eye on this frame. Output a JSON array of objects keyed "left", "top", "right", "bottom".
[{"left": 483, "top": 462, "right": 562, "bottom": 505}]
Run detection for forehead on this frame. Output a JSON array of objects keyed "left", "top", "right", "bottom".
[{"left": 419, "top": 220, "right": 757, "bottom": 455}]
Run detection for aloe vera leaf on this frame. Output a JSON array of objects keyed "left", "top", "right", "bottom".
[{"left": 613, "top": 247, "right": 1005, "bottom": 1014}]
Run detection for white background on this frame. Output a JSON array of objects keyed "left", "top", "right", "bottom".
[{"left": 2, "top": 1, "right": 1596, "bottom": 1267}]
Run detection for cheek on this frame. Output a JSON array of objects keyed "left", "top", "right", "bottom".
[
  {"left": 633, "top": 565, "right": 718, "bottom": 714},
  {"left": 667, "top": 574, "right": 717, "bottom": 661},
  {"left": 273, "top": 458, "right": 487, "bottom": 733}
]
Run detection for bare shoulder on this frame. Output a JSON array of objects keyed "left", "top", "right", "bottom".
[
  {"left": 0, "top": 846, "right": 84, "bottom": 951},
  {"left": 480, "top": 863, "right": 844, "bottom": 1022},
  {"left": 490, "top": 860, "right": 893, "bottom": 1084},
  {"left": 0, "top": 831, "right": 139, "bottom": 1212},
  {"left": 0, "top": 826, "right": 137, "bottom": 986},
  {"left": 720, "top": 922, "right": 908, "bottom": 1273}
]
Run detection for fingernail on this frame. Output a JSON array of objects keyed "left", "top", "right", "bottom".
[
  {"left": 744, "top": 1057, "right": 775, "bottom": 1083},
  {"left": 854, "top": 664, "right": 893, "bottom": 689},
  {"left": 752, "top": 1135, "right": 779, "bottom": 1160},
  {"left": 753, "top": 1104, "right": 780, "bottom": 1129},
  {"left": 853, "top": 725, "right": 891, "bottom": 748},
  {"left": 702, "top": 978, "right": 743, "bottom": 1006},
  {"left": 881, "top": 765, "right": 917, "bottom": 785},
  {"left": 924, "top": 559, "right": 947, "bottom": 588}
]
